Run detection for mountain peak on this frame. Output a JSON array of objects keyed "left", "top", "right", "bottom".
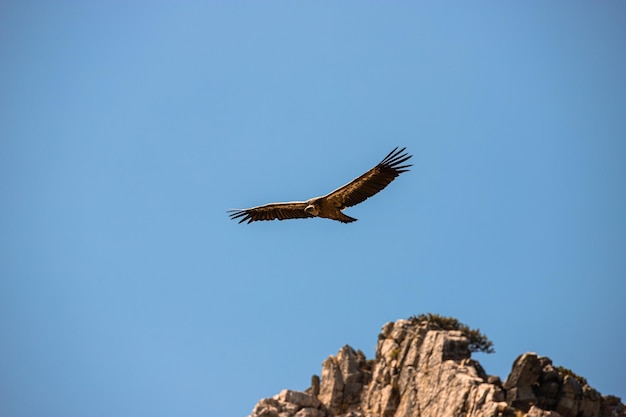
[{"left": 248, "top": 317, "right": 624, "bottom": 417}]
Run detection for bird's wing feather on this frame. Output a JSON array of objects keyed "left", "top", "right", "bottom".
[
  {"left": 323, "top": 147, "right": 412, "bottom": 209},
  {"left": 227, "top": 201, "right": 312, "bottom": 224}
]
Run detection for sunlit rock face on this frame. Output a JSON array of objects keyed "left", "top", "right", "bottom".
[{"left": 247, "top": 318, "right": 625, "bottom": 417}]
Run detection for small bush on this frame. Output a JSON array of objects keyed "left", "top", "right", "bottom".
[
  {"left": 389, "top": 347, "right": 400, "bottom": 360},
  {"left": 408, "top": 313, "right": 495, "bottom": 354},
  {"left": 556, "top": 365, "right": 588, "bottom": 386}
]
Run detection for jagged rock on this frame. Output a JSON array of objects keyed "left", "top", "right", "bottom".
[
  {"left": 318, "top": 354, "right": 344, "bottom": 413},
  {"left": 247, "top": 318, "right": 625, "bottom": 417},
  {"left": 502, "top": 352, "right": 614, "bottom": 417},
  {"left": 249, "top": 397, "right": 282, "bottom": 417},
  {"left": 318, "top": 345, "right": 371, "bottom": 415},
  {"left": 602, "top": 395, "right": 626, "bottom": 417},
  {"left": 277, "top": 390, "right": 322, "bottom": 409},
  {"left": 362, "top": 321, "right": 505, "bottom": 417},
  {"left": 412, "top": 329, "right": 505, "bottom": 417},
  {"left": 504, "top": 352, "right": 544, "bottom": 410},
  {"left": 248, "top": 390, "right": 327, "bottom": 417}
]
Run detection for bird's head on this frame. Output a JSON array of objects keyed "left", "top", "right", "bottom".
[{"left": 305, "top": 204, "right": 319, "bottom": 216}]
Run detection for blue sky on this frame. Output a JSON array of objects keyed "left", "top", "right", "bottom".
[{"left": 2, "top": 2, "right": 625, "bottom": 417}]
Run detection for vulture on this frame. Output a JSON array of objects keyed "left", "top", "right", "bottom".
[{"left": 228, "top": 147, "right": 412, "bottom": 224}]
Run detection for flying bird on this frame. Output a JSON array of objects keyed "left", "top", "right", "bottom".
[{"left": 228, "top": 147, "right": 412, "bottom": 224}]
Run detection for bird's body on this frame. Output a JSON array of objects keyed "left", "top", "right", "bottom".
[{"left": 228, "top": 147, "right": 412, "bottom": 224}]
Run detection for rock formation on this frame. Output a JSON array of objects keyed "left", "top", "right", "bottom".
[{"left": 247, "top": 317, "right": 625, "bottom": 417}]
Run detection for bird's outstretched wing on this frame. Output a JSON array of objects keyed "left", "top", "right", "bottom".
[
  {"left": 227, "top": 201, "right": 313, "bottom": 224},
  {"left": 323, "top": 147, "right": 412, "bottom": 209}
]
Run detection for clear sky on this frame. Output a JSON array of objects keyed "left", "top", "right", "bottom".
[{"left": 1, "top": 2, "right": 625, "bottom": 417}]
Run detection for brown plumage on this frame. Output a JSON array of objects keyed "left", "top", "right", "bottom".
[{"left": 228, "top": 147, "right": 412, "bottom": 224}]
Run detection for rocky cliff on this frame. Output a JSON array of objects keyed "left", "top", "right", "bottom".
[{"left": 247, "top": 316, "right": 625, "bottom": 417}]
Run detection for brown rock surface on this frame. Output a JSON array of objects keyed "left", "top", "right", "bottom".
[{"left": 247, "top": 317, "right": 625, "bottom": 417}]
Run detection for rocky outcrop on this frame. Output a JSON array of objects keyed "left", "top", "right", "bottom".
[
  {"left": 249, "top": 389, "right": 326, "bottom": 417},
  {"left": 247, "top": 318, "right": 625, "bottom": 417},
  {"left": 503, "top": 353, "right": 623, "bottom": 417}
]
